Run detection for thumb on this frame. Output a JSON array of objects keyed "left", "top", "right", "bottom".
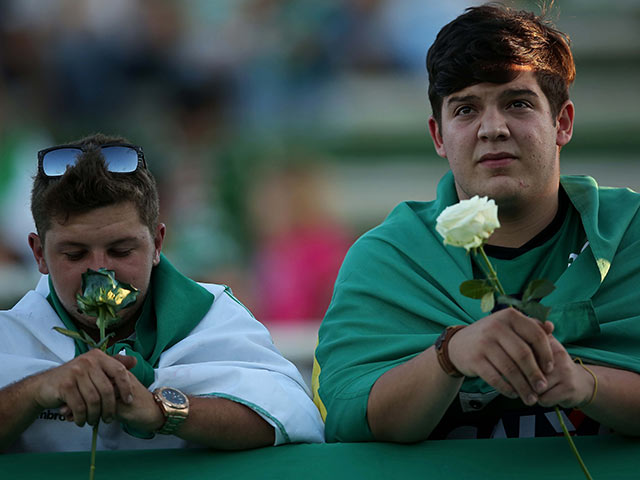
[{"left": 114, "top": 354, "right": 138, "bottom": 370}]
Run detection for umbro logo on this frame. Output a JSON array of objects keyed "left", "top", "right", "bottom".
[{"left": 38, "top": 410, "right": 67, "bottom": 421}]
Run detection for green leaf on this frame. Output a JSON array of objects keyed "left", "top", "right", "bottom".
[
  {"left": 79, "top": 330, "right": 99, "bottom": 348},
  {"left": 523, "top": 279, "right": 556, "bottom": 302},
  {"left": 52, "top": 326, "right": 98, "bottom": 348},
  {"left": 95, "top": 333, "right": 115, "bottom": 351},
  {"left": 480, "top": 292, "right": 495, "bottom": 312},
  {"left": 52, "top": 326, "right": 84, "bottom": 341},
  {"left": 496, "top": 295, "right": 523, "bottom": 309},
  {"left": 460, "top": 279, "right": 494, "bottom": 299},
  {"left": 521, "top": 301, "right": 552, "bottom": 322}
]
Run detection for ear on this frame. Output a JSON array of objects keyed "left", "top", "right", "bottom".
[
  {"left": 28, "top": 233, "right": 49, "bottom": 274},
  {"left": 428, "top": 116, "right": 447, "bottom": 158},
  {"left": 152, "top": 223, "right": 166, "bottom": 266},
  {"left": 556, "top": 100, "right": 574, "bottom": 147}
]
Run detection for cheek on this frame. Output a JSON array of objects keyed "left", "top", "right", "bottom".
[
  {"left": 51, "top": 275, "right": 81, "bottom": 310},
  {"left": 117, "top": 263, "right": 153, "bottom": 292}
]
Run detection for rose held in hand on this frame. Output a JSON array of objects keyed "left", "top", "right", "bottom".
[{"left": 436, "top": 196, "right": 500, "bottom": 252}]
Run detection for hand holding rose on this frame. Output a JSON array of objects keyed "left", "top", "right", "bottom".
[
  {"left": 435, "top": 196, "right": 593, "bottom": 480},
  {"left": 447, "top": 308, "right": 555, "bottom": 405}
]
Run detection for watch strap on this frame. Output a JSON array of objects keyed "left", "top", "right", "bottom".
[
  {"left": 157, "top": 412, "right": 187, "bottom": 435},
  {"left": 435, "top": 325, "right": 466, "bottom": 378}
]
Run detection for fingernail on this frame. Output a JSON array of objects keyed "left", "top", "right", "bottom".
[
  {"left": 527, "top": 394, "right": 537, "bottom": 405},
  {"left": 126, "top": 394, "right": 134, "bottom": 404},
  {"left": 546, "top": 362, "right": 554, "bottom": 373},
  {"left": 536, "top": 380, "right": 547, "bottom": 393}
]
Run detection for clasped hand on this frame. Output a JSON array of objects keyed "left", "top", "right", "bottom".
[
  {"left": 33, "top": 349, "right": 163, "bottom": 431},
  {"left": 448, "top": 308, "right": 595, "bottom": 408}
]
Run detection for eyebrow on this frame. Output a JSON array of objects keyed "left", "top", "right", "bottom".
[
  {"left": 55, "top": 237, "right": 142, "bottom": 249},
  {"left": 499, "top": 88, "right": 540, "bottom": 100},
  {"left": 446, "top": 88, "right": 540, "bottom": 106},
  {"left": 446, "top": 94, "right": 480, "bottom": 106}
]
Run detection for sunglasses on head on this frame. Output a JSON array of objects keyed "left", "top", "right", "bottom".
[{"left": 37, "top": 143, "right": 147, "bottom": 177}]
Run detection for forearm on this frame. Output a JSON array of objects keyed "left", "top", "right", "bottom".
[
  {"left": 0, "top": 375, "right": 45, "bottom": 451},
  {"left": 176, "top": 396, "right": 275, "bottom": 449},
  {"left": 581, "top": 365, "right": 640, "bottom": 436},
  {"left": 367, "top": 347, "right": 463, "bottom": 443}
]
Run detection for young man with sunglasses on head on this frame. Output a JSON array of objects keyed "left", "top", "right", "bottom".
[
  {"left": 313, "top": 4, "right": 640, "bottom": 442},
  {"left": 0, "top": 133, "right": 324, "bottom": 452}
]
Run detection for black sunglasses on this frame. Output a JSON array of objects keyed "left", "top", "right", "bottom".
[{"left": 37, "top": 143, "right": 147, "bottom": 177}]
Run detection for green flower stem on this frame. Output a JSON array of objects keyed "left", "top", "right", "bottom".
[
  {"left": 477, "top": 247, "right": 506, "bottom": 296},
  {"left": 90, "top": 312, "right": 109, "bottom": 480},
  {"left": 56, "top": 269, "right": 139, "bottom": 480},
  {"left": 474, "top": 247, "right": 592, "bottom": 479},
  {"left": 555, "top": 407, "right": 593, "bottom": 480},
  {"left": 89, "top": 425, "right": 98, "bottom": 480},
  {"left": 98, "top": 312, "right": 107, "bottom": 352}
]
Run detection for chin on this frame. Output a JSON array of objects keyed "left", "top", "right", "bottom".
[{"left": 481, "top": 178, "right": 524, "bottom": 201}]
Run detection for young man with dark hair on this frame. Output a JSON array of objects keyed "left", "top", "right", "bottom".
[
  {"left": 0, "top": 133, "right": 324, "bottom": 452},
  {"left": 313, "top": 3, "right": 640, "bottom": 442}
]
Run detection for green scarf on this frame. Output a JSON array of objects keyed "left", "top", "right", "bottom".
[
  {"left": 315, "top": 171, "right": 640, "bottom": 441},
  {"left": 48, "top": 254, "right": 214, "bottom": 387}
]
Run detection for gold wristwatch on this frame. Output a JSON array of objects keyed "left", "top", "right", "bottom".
[{"left": 152, "top": 387, "right": 189, "bottom": 435}]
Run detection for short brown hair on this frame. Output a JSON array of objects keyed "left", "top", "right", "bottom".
[
  {"left": 31, "top": 133, "right": 159, "bottom": 241},
  {"left": 427, "top": 3, "right": 576, "bottom": 126}
]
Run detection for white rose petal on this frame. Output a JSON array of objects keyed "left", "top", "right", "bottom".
[{"left": 436, "top": 196, "right": 500, "bottom": 252}]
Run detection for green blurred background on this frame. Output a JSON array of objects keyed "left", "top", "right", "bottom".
[{"left": 0, "top": 0, "right": 638, "bottom": 380}]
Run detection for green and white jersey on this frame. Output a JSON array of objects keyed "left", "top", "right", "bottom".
[{"left": 0, "top": 257, "right": 324, "bottom": 452}]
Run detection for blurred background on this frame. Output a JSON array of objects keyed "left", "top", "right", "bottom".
[{"left": 1, "top": 0, "right": 638, "bottom": 384}]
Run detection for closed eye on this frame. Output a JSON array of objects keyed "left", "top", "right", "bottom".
[
  {"left": 64, "top": 251, "right": 86, "bottom": 261},
  {"left": 109, "top": 248, "right": 134, "bottom": 257}
]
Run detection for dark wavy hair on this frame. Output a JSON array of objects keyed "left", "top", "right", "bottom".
[
  {"left": 31, "top": 133, "right": 160, "bottom": 241},
  {"left": 427, "top": 3, "right": 575, "bottom": 126}
]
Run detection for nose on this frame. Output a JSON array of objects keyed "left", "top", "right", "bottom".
[
  {"left": 86, "top": 251, "right": 111, "bottom": 271},
  {"left": 477, "top": 108, "right": 510, "bottom": 141}
]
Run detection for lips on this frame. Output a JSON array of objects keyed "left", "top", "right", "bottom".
[
  {"left": 478, "top": 152, "right": 517, "bottom": 167},
  {"left": 480, "top": 152, "right": 516, "bottom": 162}
]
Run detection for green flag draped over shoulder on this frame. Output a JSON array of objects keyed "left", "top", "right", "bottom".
[{"left": 313, "top": 171, "right": 640, "bottom": 442}]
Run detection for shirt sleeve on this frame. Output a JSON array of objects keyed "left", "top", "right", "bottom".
[{"left": 151, "top": 284, "right": 325, "bottom": 445}]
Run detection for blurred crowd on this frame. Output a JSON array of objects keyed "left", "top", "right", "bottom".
[{"left": 0, "top": 0, "right": 480, "bottom": 318}]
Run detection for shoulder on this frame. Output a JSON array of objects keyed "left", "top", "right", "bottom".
[
  {"left": 562, "top": 174, "right": 640, "bottom": 253},
  {"left": 351, "top": 201, "right": 437, "bottom": 252},
  {"left": 198, "top": 283, "right": 252, "bottom": 314},
  {"left": 562, "top": 173, "right": 640, "bottom": 220},
  {"left": 189, "top": 282, "right": 263, "bottom": 332},
  {"left": 338, "top": 199, "right": 443, "bottom": 276},
  {"left": 562, "top": 174, "right": 640, "bottom": 207},
  {"left": 3, "top": 279, "right": 52, "bottom": 321}
]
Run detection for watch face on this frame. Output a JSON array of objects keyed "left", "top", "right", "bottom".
[{"left": 161, "top": 388, "right": 187, "bottom": 407}]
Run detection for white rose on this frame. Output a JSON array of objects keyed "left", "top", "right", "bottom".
[{"left": 435, "top": 196, "right": 500, "bottom": 252}]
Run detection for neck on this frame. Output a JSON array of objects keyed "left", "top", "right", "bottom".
[{"left": 486, "top": 193, "right": 559, "bottom": 248}]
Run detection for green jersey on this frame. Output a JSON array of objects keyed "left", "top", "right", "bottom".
[{"left": 313, "top": 171, "right": 640, "bottom": 442}]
